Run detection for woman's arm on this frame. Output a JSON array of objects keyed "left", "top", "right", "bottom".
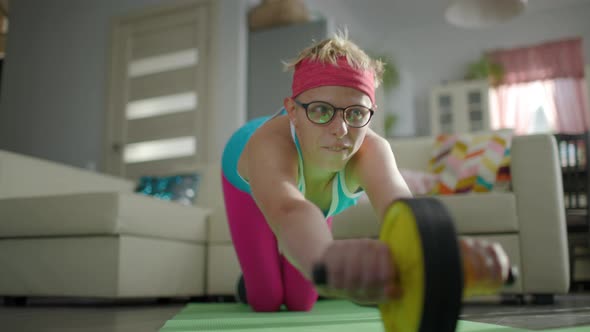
[
  {"left": 351, "top": 131, "right": 413, "bottom": 221},
  {"left": 246, "top": 126, "right": 333, "bottom": 280},
  {"left": 351, "top": 132, "right": 511, "bottom": 296}
]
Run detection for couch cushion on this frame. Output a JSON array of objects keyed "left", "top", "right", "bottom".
[
  {"left": 388, "top": 136, "right": 433, "bottom": 172},
  {"left": 209, "top": 208, "right": 232, "bottom": 243},
  {"left": 332, "top": 199, "right": 381, "bottom": 239},
  {"left": 0, "top": 236, "right": 207, "bottom": 297},
  {"left": 434, "top": 192, "right": 519, "bottom": 234},
  {"left": 0, "top": 150, "right": 133, "bottom": 199},
  {"left": 195, "top": 163, "right": 233, "bottom": 243},
  {"left": 0, "top": 192, "right": 210, "bottom": 243},
  {"left": 332, "top": 192, "right": 519, "bottom": 238},
  {"left": 119, "top": 162, "right": 230, "bottom": 244}
]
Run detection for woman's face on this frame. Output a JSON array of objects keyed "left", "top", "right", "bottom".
[{"left": 285, "top": 86, "right": 374, "bottom": 173}]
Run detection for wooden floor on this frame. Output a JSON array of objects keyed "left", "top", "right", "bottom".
[
  {"left": 0, "top": 298, "right": 184, "bottom": 332},
  {"left": 1, "top": 292, "right": 590, "bottom": 331},
  {"left": 462, "top": 293, "right": 590, "bottom": 330}
]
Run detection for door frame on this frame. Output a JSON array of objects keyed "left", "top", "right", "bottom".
[{"left": 103, "top": 0, "right": 214, "bottom": 177}]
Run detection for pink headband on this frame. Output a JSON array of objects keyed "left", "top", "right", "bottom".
[{"left": 291, "top": 57, "right": 375, "bottom": 104}]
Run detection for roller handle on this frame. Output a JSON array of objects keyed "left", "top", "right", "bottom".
[
  {"left": 312, "top": 264, "right": 328, "bottom": 286},
  {"left": 313, "top": 263, "right": 518, "bottom": 287},
  {"left": 505, "top": 266, "right": 518, "bottom": 286}
]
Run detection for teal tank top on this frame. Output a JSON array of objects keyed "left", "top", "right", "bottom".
[{"left": 221, "top": 108, "right": 365, "bottom": 217}]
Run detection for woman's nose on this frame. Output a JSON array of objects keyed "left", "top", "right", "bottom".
[{"left": 329, "top": 111, "right": 348, "bottom": 138}]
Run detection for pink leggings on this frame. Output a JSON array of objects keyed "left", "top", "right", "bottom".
[{"left": 221, "top": 173, "right": 332, "bottom": 312}]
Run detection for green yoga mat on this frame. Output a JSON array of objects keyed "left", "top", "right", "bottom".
[{"left": 159, "top": 300, "right": 589, "bottom": 332}]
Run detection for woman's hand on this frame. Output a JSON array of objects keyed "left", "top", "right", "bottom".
[
  {"left": 460, "top": 238, "right": 511, "bottom": 297},
  {"left": 314, "top": 237, "right": 511, "bottom": 303},
  {"left": 315, "top": 239, "right": 400, "bottom": 304}
]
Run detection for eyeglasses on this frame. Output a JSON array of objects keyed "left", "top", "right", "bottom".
[{"left": 293, "top": 100, "right": 374, "bottom": 128}]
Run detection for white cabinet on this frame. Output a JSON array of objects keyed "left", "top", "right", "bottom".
[{"left": 430, "top": 80, "right": 491, "bottom": 135}]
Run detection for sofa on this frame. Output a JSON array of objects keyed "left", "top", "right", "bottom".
[
  {"left": 0, "top": 132, "right": 571, "bottom": 304},
  {"left": 334, "top": 133, "right": 571, "bottom": 302},
  {"left": 0, "top": 149, "right": 211, "bottom": 301},
  {"left": 208, "top": 133, "right": 571, "bottom": 303}
]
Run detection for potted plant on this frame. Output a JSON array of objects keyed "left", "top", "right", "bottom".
[
  {"left": 465, "top": 54, "right": 505, "bottom": 86},
  {"left": 373, "top": 53, "right": 400, "bottom": 137}
]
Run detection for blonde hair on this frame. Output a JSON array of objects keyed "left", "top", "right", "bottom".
[{"left": 283, "top": 30, "right": 384, "bottom": 88}]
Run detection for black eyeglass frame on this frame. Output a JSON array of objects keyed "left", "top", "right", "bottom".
[{"left": 293, "top": 100, "right": 375, "bottom": 128}]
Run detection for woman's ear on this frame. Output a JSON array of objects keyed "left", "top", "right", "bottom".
[{"left": 284, "top": 97, "right": 297, "bottom": 126}]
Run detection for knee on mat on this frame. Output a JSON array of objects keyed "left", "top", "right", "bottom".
[
  {"left": 249, "top": 292, "right": 283, "bottom": 312},
  {"left": 285, "top": 300, "right": 316, "bottom": 312},
  {"left": 284, "top": 292, "right": 318, "bottom": 312}
]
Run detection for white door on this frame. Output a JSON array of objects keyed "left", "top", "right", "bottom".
[{"left": 104, "top": 0, "right": 211, "bottom": 179}]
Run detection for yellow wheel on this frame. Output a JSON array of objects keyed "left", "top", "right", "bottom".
[{"left": 378, "top": 198, "right": 463, "bottom": 332}]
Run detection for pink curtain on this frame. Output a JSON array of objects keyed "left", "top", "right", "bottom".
[
  {"left": 489, "top": 83, "right": 533, "bottom": 134},
  {"left": 488, "top": 38, "right": 589, "bottom": 134},
  {"left": 549, "top": 78, "right": 590, "bottom": 133}
]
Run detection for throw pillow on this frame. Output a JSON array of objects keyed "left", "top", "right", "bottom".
[
  {"left": 429, "top": 130, "right": 513, "bottom": 195},
  {"left": 494, "top": 146, "right": 512, "bottom": 192},
  {"left": 428, "top": 134, "right": 463, "bottom": 194},
  {"left": 429, "top": 134, "right": 461, "bottom": 175},
  {"left": 135, "top": 173, "right": 200, "bottom": 206}
]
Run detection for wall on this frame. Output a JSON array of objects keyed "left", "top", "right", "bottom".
[
  {"left": 1, "top": 0, "right": 587, "bottom": 171},
  {"left": 0, "top": 0, "right": 247, "bottom": 170},
  {"left": 247, "top": 19, "right": 332, "bottom": 120},
  {"left": 381, "top": 3, "right": 590, "bottom": 136}
]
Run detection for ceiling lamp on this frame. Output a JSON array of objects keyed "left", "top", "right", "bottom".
[{"left": 445, "top": 0, "right": 527, "bottom": 28}]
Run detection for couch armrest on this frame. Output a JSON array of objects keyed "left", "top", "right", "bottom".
[
  {"left": 0, "top": 150, "right": 134, "bottom": 199},
  {"left": 511, "top": 134, "right": 569, "bottom": 293}
]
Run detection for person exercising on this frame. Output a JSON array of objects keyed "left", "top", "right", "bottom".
[{"left": 221, "top": 32, "right": 509, "bottom": 312}]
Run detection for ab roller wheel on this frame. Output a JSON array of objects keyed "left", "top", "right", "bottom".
[
  {"left": 378, "top": 198, "right": 463, "bottom": 332},
  {"left": 313, "top": 197, "right": 517, "bottom": 332}
]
